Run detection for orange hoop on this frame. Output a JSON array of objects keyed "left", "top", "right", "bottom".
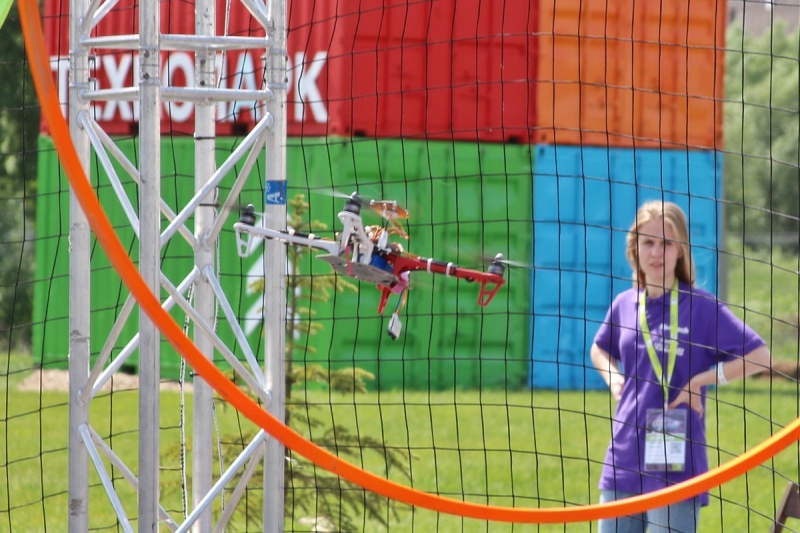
[{"left": 19, "top": 0, "right": 800, "bottom": 523}]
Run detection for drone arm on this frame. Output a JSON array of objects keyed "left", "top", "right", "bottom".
[
  {"left": 385, "top": 254, "right": 506, "bottom": 308},
  {"left": 377, "top": 286, "right": 392, "bottom": 314},
  {"left": 233, "top": 222, "right": 341, "bottom": 257},
  {"left": 387, "top": 255, "right": 458, "bottom": 277},
  {"left": 280, "top": 229, "right": 342, "bottom": 255}
]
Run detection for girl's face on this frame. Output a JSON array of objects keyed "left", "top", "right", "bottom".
[{"left": 636, "top": 218, "right": 682, "bottom": 288}]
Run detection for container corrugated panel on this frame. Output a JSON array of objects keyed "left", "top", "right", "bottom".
[
  {"left": 43, "top": 0, "right": 537, "bottom": 143},
  {"left": 32, "top": 135, "right": 534, "bottom": 389},
  {"left": 530, "top": 144, "right": 721, "bottom": 390},
  {"left": 536, "top": 0, "right": 725, "bottom": 149},
  {"left": 290, "top": 138, "right": 534, "bottom": 390}
]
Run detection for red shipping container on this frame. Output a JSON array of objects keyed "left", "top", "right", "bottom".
[
  {"left": 43, "top": 0, "right": 538, "bottom": 143},
  {"left": 43, "top": 0, "right": 272, "bottom": 136},
  {"left": 536, "top": 0, "right": 725, "bottom": 149}
]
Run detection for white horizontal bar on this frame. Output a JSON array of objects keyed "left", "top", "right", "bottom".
[
  {"left": 162, "top": 86, "right": 272, "bottom": 103},
  {"left": 161, "top": 34, "right": 271, "bottom": 52},
  {"left": 83, "top": 86, "right": 272, "bottom": 103},
  {"left": 83, "top": 34, "right": 270, "bottom": 52}
]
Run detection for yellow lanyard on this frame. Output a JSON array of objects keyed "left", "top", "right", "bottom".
[{"left": 638, "top": 281, "right": 679, "bottom": 407}]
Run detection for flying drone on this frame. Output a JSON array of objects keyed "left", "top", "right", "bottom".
[{"left": 233, "top": 192, "right": 507, "bottom": 340}]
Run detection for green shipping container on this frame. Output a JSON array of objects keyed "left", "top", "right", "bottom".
[{"left": 33, "top": 136, "right": 533, "bottom": 389}]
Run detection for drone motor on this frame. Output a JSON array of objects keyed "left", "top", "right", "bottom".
[{"left": 487, "top": 253, "right": 506, "bottom": 277}]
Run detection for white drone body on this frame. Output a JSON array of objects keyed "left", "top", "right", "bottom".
[{"left": 234, "top": 198, "right": 396, "bottom": 286}]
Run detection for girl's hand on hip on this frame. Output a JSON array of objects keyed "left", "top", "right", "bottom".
[
  {"left": 609, "top": 373, "right": 624, "bottom": 401},
  {"left": 669, "top": 381, "right": 704, "bottom": 416}
]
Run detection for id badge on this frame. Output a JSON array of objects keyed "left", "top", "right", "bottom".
[{"left": 644, "top": 408, "right": 687, "bottom": 472}]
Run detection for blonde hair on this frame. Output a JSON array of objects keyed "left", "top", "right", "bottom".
[{"left": 625, "top": 200, "right": 695, "bottom": 287}]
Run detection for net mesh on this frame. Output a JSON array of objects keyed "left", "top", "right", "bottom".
[{"left": 2, "top": 0, "right": 800, "bottom": 531}]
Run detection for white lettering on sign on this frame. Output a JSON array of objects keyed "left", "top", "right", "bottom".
[
  {"left": 50, "top": 57, "right": 70, "bottom": 116},
  {"left": 228, "top": 52, "right": 263, "bottom": 123},
  {"left": 101, "top": 54, "right": 135, "bottom": 121},
  {"left": 49, "top": 50, "right": 329, "bottom": 125},
  {"left": 287, "top": 51, "right": 328, "bottom": 123},
  {"left": 165, "top": 52, "right": 195, "bottom": 122}
]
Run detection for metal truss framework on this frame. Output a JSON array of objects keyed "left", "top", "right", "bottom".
[{"left": 67, "top": 0, "right": 287, "bottom": 531}]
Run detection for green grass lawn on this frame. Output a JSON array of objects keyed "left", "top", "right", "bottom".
[
  {"left": 1, "top": 380, "right": 798, "bottom": 532},
  {"left": 1, "top": 245, "right": 797, "bottom": 531},
  {"left": 725, "top": 242, "right": 800, "bottom": 363}
]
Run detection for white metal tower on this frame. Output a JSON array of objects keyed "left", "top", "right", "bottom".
[{"left": 66, "top": 0, "right": 287, "bottom": 531}]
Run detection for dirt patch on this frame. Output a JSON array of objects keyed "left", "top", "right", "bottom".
[{"left": 17, "top": 369, "right": 192, "bottom": 393}]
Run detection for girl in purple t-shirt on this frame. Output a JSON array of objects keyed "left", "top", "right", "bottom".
[{"left": 590, "top": 201, "right": 770, "bottom": 533}]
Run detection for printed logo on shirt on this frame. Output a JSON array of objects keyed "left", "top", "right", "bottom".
[{"left": 654, "top": 324, "right": 690, "bottom": 357}]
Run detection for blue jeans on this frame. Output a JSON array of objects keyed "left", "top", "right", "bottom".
[{"left": 598, "top": 490, "right": 701, "bottom": 533}]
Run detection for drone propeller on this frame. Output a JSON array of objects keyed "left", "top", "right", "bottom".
[
  {"left": 437, "top": 244, "right": 533, "bottom": 273},
  {"left": 315, "top": 189, "right": 409, "bottom": 220},
  {"left": 315, "top": 189, "right": 411, "bottom": 241},
  {"left": 467, "top": 252, "right": 535, "bottom": 277},
  {"left": 366, "top": 198, "right": 409, "bottom": 220},
  {"left": 491, "top": 256, "right": 534, "bottom": 270},
  {"left": 315, "top": 189, "right": 354, "bottom": 200}
]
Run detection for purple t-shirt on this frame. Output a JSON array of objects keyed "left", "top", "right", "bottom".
[{"left": 593, "top": 281, "right": 765, "bottom": 505}]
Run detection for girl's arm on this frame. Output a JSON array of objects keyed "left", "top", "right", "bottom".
[
  {"left": 668, "top": 345, "right": 771, "bottom": 415},
  {"left": 591, "top": 343, "right": 624, "bottom": 401}
]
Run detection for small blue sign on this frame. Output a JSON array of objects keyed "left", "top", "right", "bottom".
[{"left": 265, "top": 180, "right": 286, "bottom": 205}]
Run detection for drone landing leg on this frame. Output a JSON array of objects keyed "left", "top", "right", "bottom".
[
  {"left": 377, "top": 287, "right": 392, "bottom": 314},
  {"left": 477, "top": 280, "right": 505, "bottom": 307}
]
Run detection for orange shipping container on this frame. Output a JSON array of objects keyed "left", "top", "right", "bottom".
[{"left": 536, "top": 0, "right": 725, "bottom": 149}]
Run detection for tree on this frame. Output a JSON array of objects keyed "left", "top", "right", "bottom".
[
  {"left": 0, "top": 5, "right": 39, "bottom": 348},
  {"left": 279, "top": 194, "right": 410, "bottom": 530},
  {"left": 724, "top": 21, "right": 800, "bottom": 244}
]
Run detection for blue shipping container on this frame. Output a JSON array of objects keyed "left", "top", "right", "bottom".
[{"left": 529, "top": 145, "right": 722, "bottom": 390}]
